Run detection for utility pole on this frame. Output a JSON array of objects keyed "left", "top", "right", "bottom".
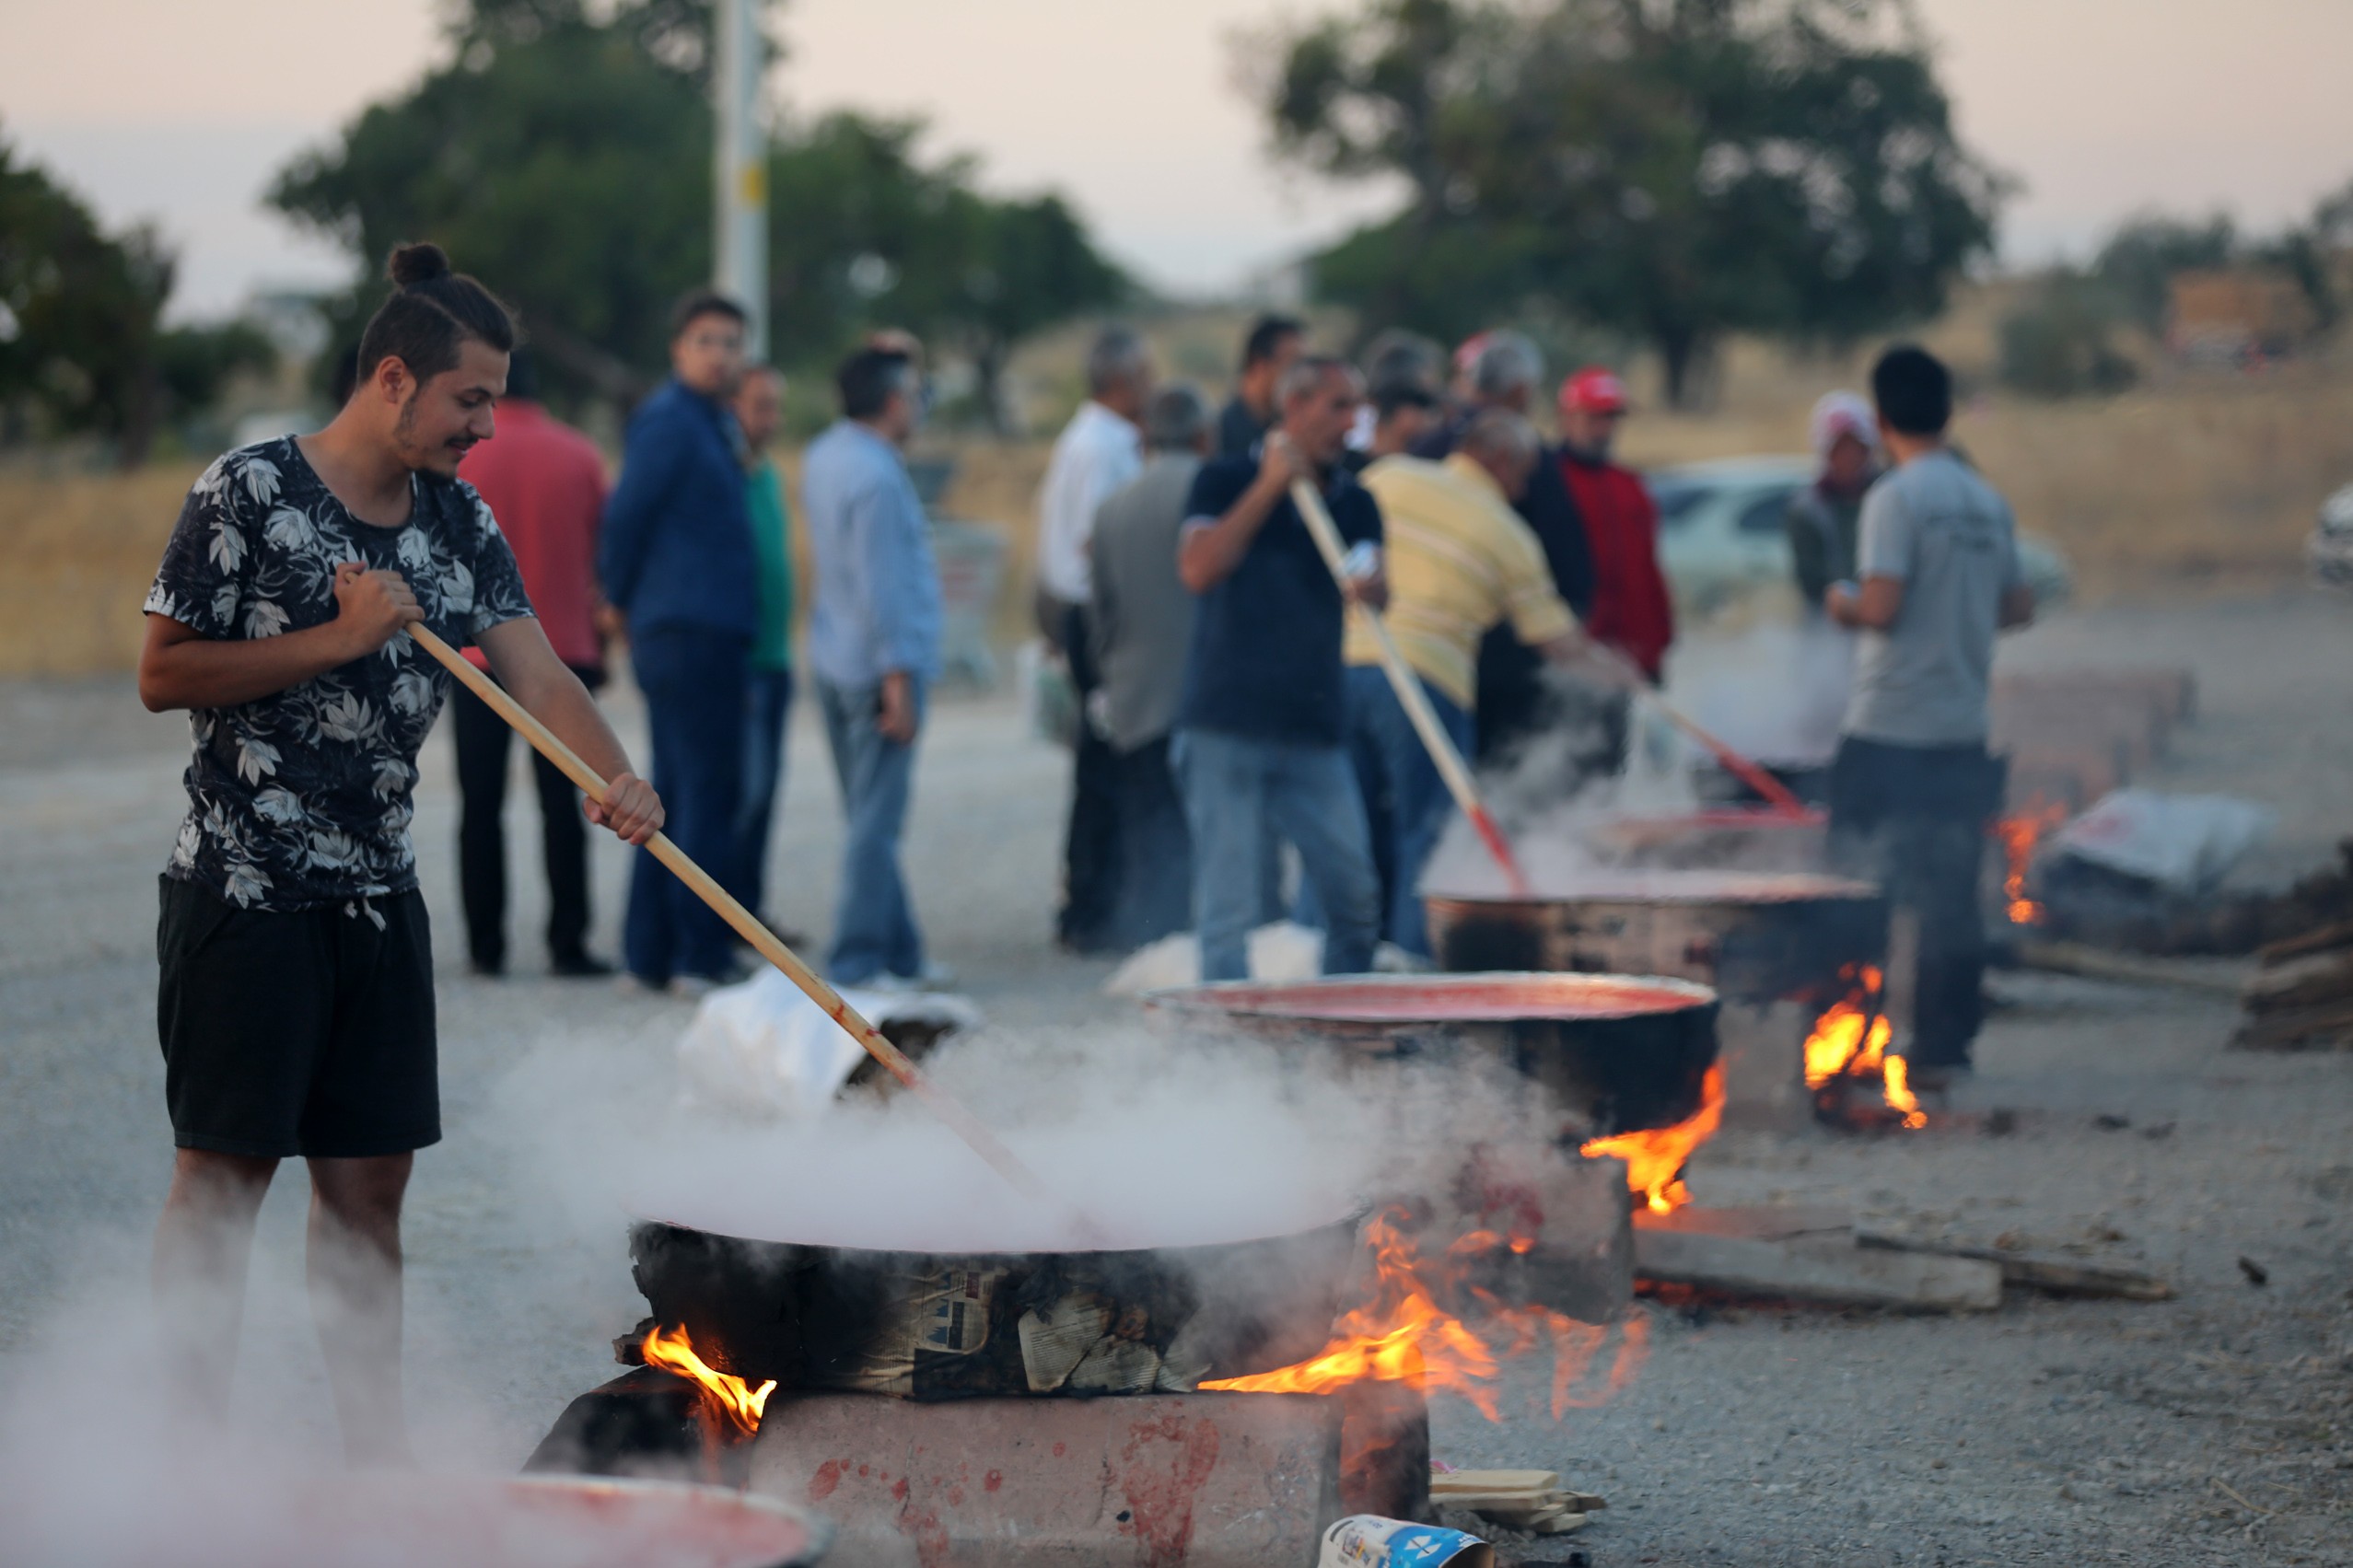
[{"left": 714, "top": 0, "right": 768, "bottom": 358}]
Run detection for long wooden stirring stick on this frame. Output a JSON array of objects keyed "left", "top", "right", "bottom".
[
  {"left": 1287, "top": 477, "right": 1535, "bottom": 899},
  {"left": 1588, "top": 643, "right": 1821, "bottom": 819},
  {"left": 407, "top": 624, "right": 1064, "bottom": 1211}
]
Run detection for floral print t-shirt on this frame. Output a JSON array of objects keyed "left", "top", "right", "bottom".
[{"left": 145, "top": 437, "right": 535, "bottom": 911}]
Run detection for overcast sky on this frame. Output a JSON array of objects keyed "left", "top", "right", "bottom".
[{"left": 8, "top": 0, "right": 2353, "bottom": 320}]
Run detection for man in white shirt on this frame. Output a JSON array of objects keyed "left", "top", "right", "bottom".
[{"left": 1035, "top": 326, "right": 1152, "bottom": 951}]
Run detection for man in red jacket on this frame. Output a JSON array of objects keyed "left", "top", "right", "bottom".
[
  {"left": 1555, "top": 366, "right": 1674, "bottom": 681},
  {"left": 453, "top": 349, "right": 614, "bottom": 976}
]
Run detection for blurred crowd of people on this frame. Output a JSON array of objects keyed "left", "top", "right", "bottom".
[
  {"left": 1039, "top": 315, "right": 1674, "bottom": 977},
  {"left": 452, "top": 294, "right": 944, "bottom": 995},
  {"left": 470, "top": 296, "right": 2029, "bottom": 1077}
]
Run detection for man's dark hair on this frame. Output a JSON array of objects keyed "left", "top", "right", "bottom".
[
  {"left": 354, "top": 242, "right": 518, "bottom": 388},
  {"left": 1143, "top": 383, "right": 1211, "bottom": 452},
  {"left": 503, "top": 346, "right": 541, "bottom": 401},
  {"left": 837, "top": 346, "right": 914, "bottom": 421},
  {"left": 1239, "top": 313, "right": 1304, "bottom": 372},
  {"left": 670, "top": 288, "right": 749, "bottom": 341},
  {"left": 327, "top": 344, "right": 361, "bottom": 406},
  {"left": 1362, "top": 330, "right": 1441, "bottom": 397},
  {"left": 1871, "top": 343, "right": 1952, "bottom": 436},
  {"left": 1373, "top": 381, "right": 1438, "bottom": 421}
]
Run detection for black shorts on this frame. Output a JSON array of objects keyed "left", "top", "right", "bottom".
[{"left": 156, "top": 875, "right": 440, "bottom": 1159}]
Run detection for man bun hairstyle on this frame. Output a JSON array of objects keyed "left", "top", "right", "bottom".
[
  {"left": 355, "top": 242, "right": 518, "bottom": 389},
  {"left": 388, "top": 241, "right": 450, "bottom": 287},
  {"left": 1870, "top": 343, "right": 1952, "bottom": 437}
]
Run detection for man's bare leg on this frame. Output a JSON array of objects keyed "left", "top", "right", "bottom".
[
  {"left": 153, "top": 1148, "right": 278, "bottom": 1424},
  {"left": 306, "top": 1153, "right": 414, "bottom": 1467}
]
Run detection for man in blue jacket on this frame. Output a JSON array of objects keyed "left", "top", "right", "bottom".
[{"left": 599, "top": 291, "right": 758, "bottom": 993}]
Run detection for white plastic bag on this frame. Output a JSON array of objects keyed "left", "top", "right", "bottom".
[
  {"left": 675, "top": 969, "right": 983, "bottom": 1120},
  {"left": 2048, "top": 788, "right": 2276, "bottom": 895}
]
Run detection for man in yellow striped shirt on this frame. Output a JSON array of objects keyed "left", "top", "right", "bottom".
[{"left": 1346, "top": 410, "right": 1588, "bottom": 953}]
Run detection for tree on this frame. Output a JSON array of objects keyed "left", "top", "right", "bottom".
[
  {"left": 2091, "top": 215, "right": 2238, "bottom": 334},
  {"left": 1996, "top": 271, "right": 2137, "bottom": 399},
  {"left": 0, "top": 127, "right": 272, "bottom": 465},
  {"left": 271, "top": 1, "right": 716, "bottom": 406},
  {"left": 764, "top": 116, "right": 1126, "bottom": 428},
  {"left": 1252, "top": 0, "right": 2005, "bottom": 405},
  {"left": 273, "top": 0, "right": 1128, "bottom": 423}
]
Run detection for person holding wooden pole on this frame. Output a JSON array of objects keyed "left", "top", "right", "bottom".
[
  {"left": 136, "top": 244, "right": 663, "bottom": 1463},
  {"left": 1348, "top": 410, "right": 1590, "bottom": 951},
  {"left": 1174, "top": 356, "right": 1388, "bottom": 982}
]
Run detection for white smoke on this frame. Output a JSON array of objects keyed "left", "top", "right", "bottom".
[
  {"left": 1420, "top": 621, "right": 1853, "bottom": 900},
  {"left": 1664, "top": 618, "right": 1854, "bottom": 771},
  {"left": 0, "top": 988, "right": 1607, "bottom": 1563}
]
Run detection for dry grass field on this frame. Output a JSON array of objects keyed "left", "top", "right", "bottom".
[
  {"left": 4, "top": 286, "right": 2346, "bottom": 678},
  {"left": 0, "top": 461, "right": 206, "bottom": 678},
  {"left": 1614, "top": 315, "right": 2353, "bottom": 596}
]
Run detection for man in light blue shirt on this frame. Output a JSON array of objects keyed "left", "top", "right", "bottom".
[{"left": 799, "top": 345, "right": 942, "bottom": 984}]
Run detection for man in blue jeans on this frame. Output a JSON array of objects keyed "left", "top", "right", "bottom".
[
  {"left": 1175, "top": 355, "right": 1386, "bottom": 981},
  {"left": 600, "top": 290, "right": 756, "bottom": 994},
  {"left": 799, "top": 345, "right": 942, "bottom": 986}
]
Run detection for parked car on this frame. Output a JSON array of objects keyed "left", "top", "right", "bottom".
[{"left": 1645, "top": 455, "right": 2073, "bottom": 615}]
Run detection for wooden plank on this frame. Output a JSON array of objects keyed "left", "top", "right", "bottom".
[
  {"left": 1856, "top": 1234, "right": 2174, "bottom": 1301},
  {"left": 1632, "top": 1205, "right": 1852, "bottom": 1244},
  {"left": 1632, "top": 1227, "right": 2003, "bottom": 1311},
  {"left": 2014, "top": 939, "right": 2252, "bottom": 996},
  {"left": 1433, "top": 1470, "right": 1558, "bottom": 1495},
  {"left": 2232, "top": 1000, "right": 2353, "bottom": 1051},
  {"left": 2242, "top": 951, "right": 2353, "bottom": 1012},
  {"left": 2257, "top": 916, "right": 2353, "bottom": 968}
]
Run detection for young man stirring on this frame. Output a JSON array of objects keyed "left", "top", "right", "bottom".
[{"left": 139, "top": 243, "right": 662, "bottom": 1461}]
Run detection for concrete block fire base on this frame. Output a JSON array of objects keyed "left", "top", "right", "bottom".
[{"left": 745, "top": 1389, "right": 1408, "bottom": 1568}]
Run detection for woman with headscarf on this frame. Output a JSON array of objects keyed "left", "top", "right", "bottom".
[
  {"left": 1772, "top": 390, "right": 1885, "bottom": 764},
  {"left": 1785, "top": 390, "right": 1881, "bottom": 612}
]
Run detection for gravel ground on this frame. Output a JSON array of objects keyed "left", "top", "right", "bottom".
[{"left": 1, "top": 587, "right": 2348, "bottom": 1564}]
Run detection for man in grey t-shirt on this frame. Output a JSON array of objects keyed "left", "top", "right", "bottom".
[{"left": 1826, "top": 345, "right": 2034, "bottom": 1079}]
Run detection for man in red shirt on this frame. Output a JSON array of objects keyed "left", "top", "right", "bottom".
[
  {"left": 453, "top": 350, "right": 613, "bottom": 976},
  {"left": 1555, "top": 366, "right": 1674, "bottom": 681}
]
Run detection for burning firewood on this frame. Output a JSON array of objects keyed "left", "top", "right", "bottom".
[
  {"left": 1577, "top": 1064, "right": 1727, "bottom": 1213},
  {"left": 1201, "top": 1209, "right": 1649, "bottom": 1423}
]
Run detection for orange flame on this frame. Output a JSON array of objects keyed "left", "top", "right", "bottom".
[
  {"left": 1804, "top": 965, "right": 1925, "bottom": 1129},
  {"left": 1805, "top": 966, "right": 1891, "bottom": 1090},
  {"left": 641, "top": 1322, "right": 776, "bottom": 1435},
  {"left": 1881, "top": 1053, "right": 1927, "bottom": 1131},
  {"left": 1578, "top": 1064, "right": 1726, "bottom": 1214},
  {"left": 1200, "top": 1210, "right": 1648, "bottom": 1421},
  {"left": 1995, "top": 801, "right": 2067, "bottom": 925}
]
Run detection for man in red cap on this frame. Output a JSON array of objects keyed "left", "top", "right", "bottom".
[{"left": 1555, "top": 366, "right": 1674, "bottom": 683}]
